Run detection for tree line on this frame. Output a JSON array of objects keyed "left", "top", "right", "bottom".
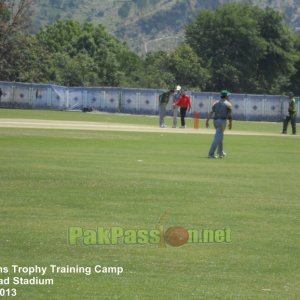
[{"left": 1, "top": 1, "right": 300, "bottom": 95}]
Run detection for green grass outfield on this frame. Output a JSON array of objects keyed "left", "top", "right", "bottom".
[
  {"left": 0, "top": 109, "right": 299, "bottom": 299},
  {"left": 0, "top": 108, "right": 286, "bottom": 133}
]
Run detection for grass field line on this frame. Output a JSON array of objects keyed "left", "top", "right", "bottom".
[{"left": 0, "top": 118, "right": 297, "bottom": 137}]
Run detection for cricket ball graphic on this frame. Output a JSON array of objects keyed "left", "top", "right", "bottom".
[{"left": 164, "top": 226, "right": 189, "bottom": 247}]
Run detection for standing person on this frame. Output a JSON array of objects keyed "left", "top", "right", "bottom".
[
  {"left": 158, "top": 89, "right": 174, "bottom": 128},
  {"left": 173, "top": 90, "right": 192, "bottom": 128},
  {"left": 282, "top": 92, "right": 297, "bottom": 135},
  {"left": 0, "top": 88, "right": 3, "bottom": 102},
  {"left": 206, "top": 90, "right": 233, "bottom": 158},
  {"left": 172, "top": 85, "right": 182, "bottom": 128}
]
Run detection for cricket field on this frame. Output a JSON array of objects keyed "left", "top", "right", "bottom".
[{"left": 0, "top": 109, "right": 299, "bottom": 299}]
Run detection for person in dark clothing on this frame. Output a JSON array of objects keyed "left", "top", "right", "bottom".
[
  {"left": 158, "top": 89, "right": 174, "bottom": 128},
  {"left": 282, "top": 92, "right": 297, "bottom": 135}
]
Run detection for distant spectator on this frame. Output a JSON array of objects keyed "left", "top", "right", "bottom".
[{"left": 0, "top": 88, "right": 3, "bottom": 102}]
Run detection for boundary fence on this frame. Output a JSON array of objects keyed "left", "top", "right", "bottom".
[{"left": 0, "top": 81, "right": 299, "bottom": 121}]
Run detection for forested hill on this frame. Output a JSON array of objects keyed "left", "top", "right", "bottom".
[{"left": 32, "top": 0, "right": 300, "bottom": 54}]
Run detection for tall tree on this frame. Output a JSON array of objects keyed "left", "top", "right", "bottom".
[
  {"left": 185, "top": 4, "right": 296, "bottom": 94},
  {"left": 0, "top": 0, "right": 36, "bottom": 80},
  {"left": 167, "top": 43, "right": 210, "bottom": 90},
  {"left": 37, "top": 20, "right": 143, "bottom": 87},
  {"left": 139, "top": 51, "right": 175, "bottom": 89},
  {"left": 288, "top": 31, "right": 300, "bottom": 95}
]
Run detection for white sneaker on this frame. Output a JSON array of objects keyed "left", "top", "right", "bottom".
[
  {"left": 208, "top": 155, "right": 217, "bottom": 159},
  {"left": 219, "top": 152, "right": 227, "bottom": 158}
]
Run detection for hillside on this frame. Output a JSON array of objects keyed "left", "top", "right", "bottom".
[{"left": 32, "top": 0, "right": 300, "bottom": 54}]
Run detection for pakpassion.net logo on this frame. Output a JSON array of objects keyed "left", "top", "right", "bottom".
[{"left": 68, "top": 225, "right": 231, "bottom": 247}]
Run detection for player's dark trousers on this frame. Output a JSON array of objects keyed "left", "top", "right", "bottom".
[
  {"left": 282, "top": 115, "right": 296, "bottom": 134},
  {"left": 180, "top": 107, "right": 188, "bottom": 126}
]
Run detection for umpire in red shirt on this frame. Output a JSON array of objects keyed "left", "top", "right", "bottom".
[{"left": 173, "top": 91, "right": 192, "bottom": 128}]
